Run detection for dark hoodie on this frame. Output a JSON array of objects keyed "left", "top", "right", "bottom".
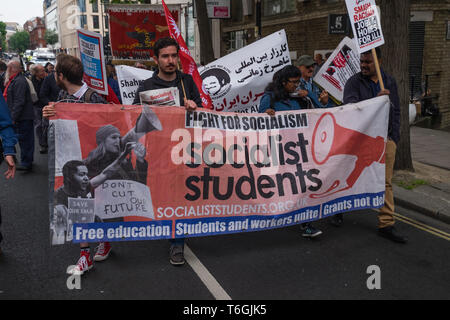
[
  {"left": 132, "top": 70, "right": 202, "bottom": 108},
  {"left": 343, "top": 70, "right": 400, "bottom": 144}
]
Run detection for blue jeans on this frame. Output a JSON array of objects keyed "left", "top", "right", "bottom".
[{"left": 15, "top": 120, "right": 35, "bottom": 167}]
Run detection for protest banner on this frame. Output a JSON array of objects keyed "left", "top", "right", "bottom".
[
  {"left": 199, "top": 30, "right": 291, "bottom": 113},
  {"left": 107, "top": 4, "right": 180, "bottom": 60},
  {"left": 345, "top": 0, "right": 384, "bottom": 53},
  {"left": 115, "top": 65, "right": 154, "bottom": 105},
  {"left": 313, "top": 37, "right": 360, "bottom": 103},
  {"left": 77, "top": 29, "right": 108, "bottom": 95},
  {"left": 345, "top": 0, "right": 385, "bottom": 89},
  {"left": 48, "top": 96, "right": 390, "bottom": 245}
]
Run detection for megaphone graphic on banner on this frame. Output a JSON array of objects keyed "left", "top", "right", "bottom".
[
  {"left": 121, "top": 105, "right": 163, "bottom": 146},
  {"left": 310, "top": 112, "right": 386, "bottom": 199}
]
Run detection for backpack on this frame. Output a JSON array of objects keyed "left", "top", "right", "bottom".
[
  {"left": 25, "top": 77, "right": 39, "bottom": 104},
  {"left": 59, "top": 88, "right": 96, "bottom": 103},
  {"left": 83, "top": 88, "right": 95, "bottom": 103}
]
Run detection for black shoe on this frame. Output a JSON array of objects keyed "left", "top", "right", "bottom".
[
  {"left": 169, "top": 244, "right": 185, "bottom": 266},
  {"left": 330, "top": 213, "right": 343, "bottom": 227},
  {"left": 16, "top": 165, "right": 32, "bottom": 172},
  {"left": 39, "top": 147, "right": 48, "bottom": 154},
  {"left": 300, "top": 223, "right": 322, "bottom": 238},
  {"left": 378, "top": 226, "right": 408, "bottom": 243}
]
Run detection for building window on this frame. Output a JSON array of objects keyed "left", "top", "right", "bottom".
[
  {"left": 447, "top": 21, "right": 450, "bottom": 40},
  {"left": 263, "top": 0, "right": 296, "bottom": 17},
  {"left": 80, "top": 15, "right": 87, "bottom": 28},
  {"left": 78, "top": 0, "right": 86, "bottom": 13},
  {"left": 93, "top": 15, "right": 99, "bottom": 29},
  {"left": 92, "top": 0, "right": 99, "bottom": 13},
  {"left": 104, "top": 15, "right": 109, "bottom": 30},
  {"left": 227, "top": 30, "right": 247, "bottom": 53},
  {"left": 186, "top": 6, "right": 195, "bottom": 50}
]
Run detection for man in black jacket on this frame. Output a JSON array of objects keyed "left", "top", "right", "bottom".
[
  {"left": 30, "top": 64, "right": 48, "bottom": 154},
  {"left": 340, "top": 48, "right": 407, "bottom": 244},
  {"left": 40, "top": 70, "right": 61, "bottom": 108},
  {"left": 4, "top": 60, "right": 35, "bottom": 171},
  {"left": 133, "top": 37, "right": 201, "bottom": 266},
  {"left": 132, "top": 37, "right": 201, "bottom": 111}
]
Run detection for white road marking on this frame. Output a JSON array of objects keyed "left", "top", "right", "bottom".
[{"left": 185, "top": 245, "right": 232, "bottom": 300}]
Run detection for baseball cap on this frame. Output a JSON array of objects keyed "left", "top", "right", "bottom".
[{"left": 295, "top": 55, "right": 315, "bottom": 67}]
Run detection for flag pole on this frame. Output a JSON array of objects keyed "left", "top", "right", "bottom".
[
  {"left": 371, "top": 48, "right": 385, "bottom": 91},
  {"left": 177, "top": 61, "right": 187, "bottom": 100}
]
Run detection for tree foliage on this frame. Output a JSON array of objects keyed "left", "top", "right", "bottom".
[
  {"left": 9, "top": 31, "right": 30, "bottom": 53},
  {"left": 45, "top": 29, "right": 59, "bottom": 46},
  {"left": 0, "top": 21, "right": 7, "bottom": 51}
]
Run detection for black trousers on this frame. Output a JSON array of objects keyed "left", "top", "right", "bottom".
[{"left": 0, "top": 206, "right": 3, "bottom": 244}]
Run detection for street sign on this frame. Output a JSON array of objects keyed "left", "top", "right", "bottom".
[
  {"left": 193, "top": 0, "right": 231, "bottom": 19},
  {"left": 328, "top": 14, "right": 350, "bottom": 35}
]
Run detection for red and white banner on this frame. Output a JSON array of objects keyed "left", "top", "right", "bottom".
[
  {"left": 162, "top": 0, "right": 214, "bottom": 109},
  {"left": 49, "top": 96, "right": 389, "bottom": 245}
]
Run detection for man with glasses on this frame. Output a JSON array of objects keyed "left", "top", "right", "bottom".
[{"left": 294, "top": 55, "right": 334, "bottom": 109}]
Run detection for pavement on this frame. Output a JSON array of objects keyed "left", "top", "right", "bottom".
[{"left": 393, "top": 126, "right": 450, "bottom": 224}]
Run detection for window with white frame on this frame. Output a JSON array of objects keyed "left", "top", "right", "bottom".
[
  {"left": 263, "top": 0, "right": 296, "bottom": 17},
  {"left": 227, "top": 30, "right": 247, "bottom": 53}
]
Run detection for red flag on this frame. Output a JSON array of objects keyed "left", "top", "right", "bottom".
[
  {"left": 162, "top": 0, "right": 214, "bottom": 109},
  {"left": 105, "top": 83, "right": 121, "bottom": 104}
]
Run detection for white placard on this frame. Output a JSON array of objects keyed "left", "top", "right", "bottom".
[{"left": 345, "top": 0, "right": 384, "bottom": 53}]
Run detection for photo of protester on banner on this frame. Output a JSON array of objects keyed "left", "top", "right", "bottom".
[
  {"left": 50, "top": 105, "right": 163, "bottom": 245},
  {"left": 199, "top": 30, "right": 291, "bottom": 113}
]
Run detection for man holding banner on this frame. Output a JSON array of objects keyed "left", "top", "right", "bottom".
[
  {"left": 342, "top": 48, "right": 406, "bottom": 243},
  {"left": 43, "top": 54, "right": 115, "bottom": 275},
  {"left": 132, "top": 37, "right": 202, "bottom": 265}
]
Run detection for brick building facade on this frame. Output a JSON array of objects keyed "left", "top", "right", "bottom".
[
  {"left": 221, "top": 0, "right": 450, "bottom": 128},
  {"left": 24, "top": 17, "right": 47, "bottom": 49}
]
